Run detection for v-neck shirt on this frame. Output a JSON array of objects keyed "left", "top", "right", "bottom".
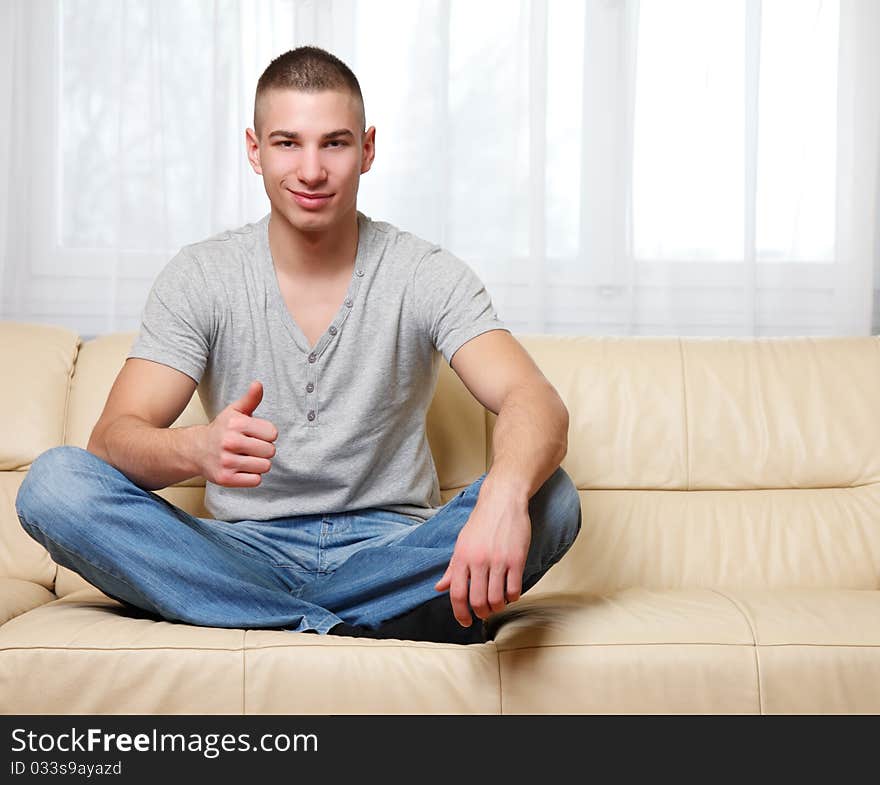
[
  {"left": 127, "top": 210, "right": 510, "bottom": 523},
  {"left": 263, "top": 214, "right": 368, "bottom": 356}
]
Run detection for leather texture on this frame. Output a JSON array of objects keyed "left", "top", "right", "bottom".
[{"left": 1, "top": 321, "right": 878, "bottom": 714}]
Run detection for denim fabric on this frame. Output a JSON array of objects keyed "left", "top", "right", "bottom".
[{"left": 15, "top": 446, "right": 582, "bottom": 635}]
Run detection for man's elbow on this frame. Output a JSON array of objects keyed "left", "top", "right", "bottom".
[
  {"left": 553, "top": 390, "right": 570, "bottom": 461},
  {"left": 86, "top": 426, "right": 100, "bottom": 454},
  {"left": 86, "top": 434, "right": 107, "bottom": 462},
  {"left": 86, "top": 420, "right": 112, "bottom": 462},
  {"left": 547, "top": 382, "right": 570, "bottom": 463}
]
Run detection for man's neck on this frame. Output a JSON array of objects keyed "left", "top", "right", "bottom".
[{"left": 268, "top": 206, "right": 359, "bottom": 281}]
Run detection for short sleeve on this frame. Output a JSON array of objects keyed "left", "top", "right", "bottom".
[
  {"left": 412, "top": 246, "right": 510, "bottom": 365},
  {"left": 127, "top": 250, "right": 215, "bottom": 384}
]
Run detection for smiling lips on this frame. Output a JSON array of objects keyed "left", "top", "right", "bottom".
[{"left": 289, "top": 189, "right": 333, "bottom": 210}]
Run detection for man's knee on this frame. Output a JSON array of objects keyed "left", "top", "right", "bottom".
[
  {"left": 16, "top": 445, "right": 98, "bottom": 533},
  {"left": 529, "top": 465, "right": 582, "bottom": 549}
]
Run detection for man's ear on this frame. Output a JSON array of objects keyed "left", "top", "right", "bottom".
[
  {"left": 361, "top": 125, "right": 376, "bottom": 175},
  {"left": 245, "top": 128, "right": 263, "bottom": 175}
]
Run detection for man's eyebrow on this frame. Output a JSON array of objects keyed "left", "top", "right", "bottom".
[{"left": 268, "top": 129, "right": 355, "bottom": 140}]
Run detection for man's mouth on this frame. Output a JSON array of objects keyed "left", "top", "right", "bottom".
[{"left": 289, "top": 189, "right": 333, "bottom": 209}]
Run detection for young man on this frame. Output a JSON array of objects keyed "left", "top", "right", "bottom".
[{"left": 15, "top": 47, "right": 581, "bottom": 645}]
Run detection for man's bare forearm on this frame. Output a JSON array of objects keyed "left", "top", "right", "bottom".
[
  {"left": 88, "top": 415, "right": 205, "bottom": 491},
  {"left": 481, "top": 382, "right": 569, "bottom": 504}
]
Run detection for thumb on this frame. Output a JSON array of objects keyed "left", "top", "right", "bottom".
[{"left": 232, "top": 380, "right": 263, "bottom": 416}]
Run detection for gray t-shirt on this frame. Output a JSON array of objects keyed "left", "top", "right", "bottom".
[{"left": 128, "top": 210, "right": 509, "bottom": 523}]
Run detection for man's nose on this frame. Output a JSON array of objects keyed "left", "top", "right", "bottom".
[{"left": 296, "top": 148, "right": 327, "bottom": 185}]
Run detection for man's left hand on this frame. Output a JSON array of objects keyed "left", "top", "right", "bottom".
[{"left": 434, "top": 482, "right": 532, "bottom": 627}]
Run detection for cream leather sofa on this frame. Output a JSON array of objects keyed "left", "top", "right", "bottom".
[{"left": 2, "top": 321, "right": 879, "bottom": 714}]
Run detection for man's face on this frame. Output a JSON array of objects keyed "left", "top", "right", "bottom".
[{"left": 246, "top": 88, "right": 375, "bottom": 234}]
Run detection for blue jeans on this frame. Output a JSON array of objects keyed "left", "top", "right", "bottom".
[{"left": 15, "top": 446, "right": 582, "bottom": 635}]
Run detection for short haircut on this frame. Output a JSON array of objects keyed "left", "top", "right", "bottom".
[{"left": 253, "top": 46, "right": 366, "bottom": 141}]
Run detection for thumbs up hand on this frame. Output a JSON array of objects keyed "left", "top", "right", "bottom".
[{"left": 196, "top": 381, "right": 279, "bottom": 487}]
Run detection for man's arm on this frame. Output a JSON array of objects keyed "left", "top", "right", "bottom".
[
  {"left": 88, "top": 359, "right": 278, "bottom": 491},
  {"left": 452, "top": 330, "right": 568, "bottom": 500},
  {"left": 87, "top": 359, "right": 206, "bottom": 490},
  {"left": 435, "top": 329, "right": 569, "bottom": 626}
]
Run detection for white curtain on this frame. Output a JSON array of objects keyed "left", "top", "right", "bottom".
[{"left": 1, "top": 0, "right": 878, "bottom": 338}]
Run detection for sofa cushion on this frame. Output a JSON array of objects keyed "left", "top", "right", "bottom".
[
  {"left": 494, "top": 587, "right": 758, "bottom": 713},
  {"left": 505, "top": 335, "right": 687, "bottom": 491},
  {"left": 714, "top": 587, "right": 880, "bottom": 714},
  {"left": 510, "top": 335, "right": 880, "bottom": 492},
  {"left": 492, "top": 587, "right": 880, "bottom": 714},
  {"left": 242, "top": 628, "right": 499, "bottom": 715},
  {"left": 0, "top": 577, "right": 55, "bottom": 625},
  {"left": 0, "top": 322, "right": 79, "bottom": 471},
  {"left": 0, "top": 589, "right": 247, "bottom": 714},
  {"left": 527, "top": 483, "right": 880, "bottom": 599},
  {"left": 682, "top": 337, "right": 880, "bottom": 489},
  {"left": 0, "top": 588, "right": 500, "bottom": 714}
]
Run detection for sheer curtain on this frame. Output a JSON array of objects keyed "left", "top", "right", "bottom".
[{"left": 1, "top": 0, "right": 878, "bottom": 338}]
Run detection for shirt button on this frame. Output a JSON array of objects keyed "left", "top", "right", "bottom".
[
  {"left": 308, "top": 352, "right": 316, "bottom": 363},
  {"left": 328, "top": 325, "right": 337, "bottom": 336},
  {"left": 307, "top": 410, "right": 316, "bottom": 421},
  {"left": 344, "top": 298, "right": 353, "bottom": 308},
  {"left": 306, "top": 382, "right": 314, "bottom": 393},
  {"left": 355, "top": 268, "right": 364, "bottom": 277}
]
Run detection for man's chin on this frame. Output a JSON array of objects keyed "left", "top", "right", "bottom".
[{"left": 275, "top": 204, "right": 335, "bottom": 233}]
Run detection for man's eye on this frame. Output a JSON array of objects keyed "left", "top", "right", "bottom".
[{"left": 277, "top": 140, "right": 346, "bottom": 148}]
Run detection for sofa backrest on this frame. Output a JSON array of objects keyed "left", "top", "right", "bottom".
[
  {"left": 511, "top": 334, "right": 880, "bottom": 595},
  {"left": 3, "top": 321, "right": 880, "bottom": 599}
]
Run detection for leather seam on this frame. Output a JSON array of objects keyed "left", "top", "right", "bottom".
[
  {"left": 496, "top": 643, "right": 503, "bottom": 714},
  {"left": 6, "top": 641, "right": 880, "bottom": 653},
  {"left": 0, "top": 643, "right": 498, "bottom": 653},
  {"left": 242, "top": 631, "right": 247, "bottom": 714},
  {"left": 709, "top": 588, "right": 764, "bottom": 715},
  {"left": 678, "top": 337, "right": 690, "bottom": 491},
  {"left": 494, "top": 642, "right": 768, "bottom": 652},
  {"left": 60, "top": 337, "right": 79, "bottom": 449},
  {"left": 52, "top": 337, "right": 80, "bottom": 594}
]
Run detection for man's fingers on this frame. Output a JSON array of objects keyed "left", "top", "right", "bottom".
[
  {"left": 434, "top": 565, "right": 451, "bottom": 592},
  {"left": 232, "top": 434, "right": 276, "bottom": 460},
  {"left": 223, "top": 472, "right": 263, "bottom": 488},
  {"left": 487, "top": 566, "right": 509, "bottom": 614},
  {"left": 449, "top": 564, "right": 473, "bottom": 627},
  {"left": 240, "top": 416, "right": 278, "bottom": 443},
  {"left": 468, "top": 564, "right": 490, "bottom": 620},
  {"left": 506, "top": 569, "right": 522, "bottom": 605},
  {"left": 222, "top": 453, "right": 272, "bottom": 476}
]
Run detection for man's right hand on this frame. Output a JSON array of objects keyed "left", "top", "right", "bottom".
[{"left": 196, "top": 381, "right": 278, "bottom": 487}]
